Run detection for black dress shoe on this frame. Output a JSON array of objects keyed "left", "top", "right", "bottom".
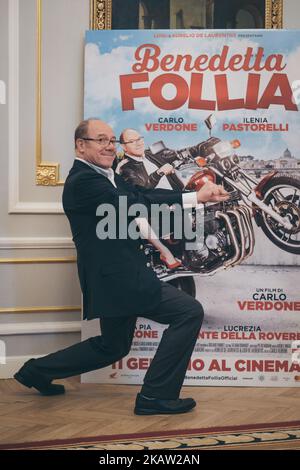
[
  {"left": 134, "top": 393, "right": 196, "bottom": 415},
  {"left": 14, "top": 359, "right": 65, "bottom": 396}
]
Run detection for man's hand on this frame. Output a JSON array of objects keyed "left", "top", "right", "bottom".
[
  {"left": 196, "top": 181, "right": 229, "bottom": 203},
  {"left": 157, "top": 163, "right": 175, "bottom": 176}
]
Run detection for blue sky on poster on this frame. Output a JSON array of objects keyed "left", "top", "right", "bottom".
[{"left": 84, "top": 30, "right": 300, "bottom": 160}]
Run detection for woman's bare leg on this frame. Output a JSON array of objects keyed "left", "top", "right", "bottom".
[{"left": 135, "top": 217, "right": 180, "bottom": 266}]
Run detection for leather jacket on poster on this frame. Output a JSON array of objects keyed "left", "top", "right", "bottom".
[{"left": 118, "top": 152, "right": 184, "bottom": 190}]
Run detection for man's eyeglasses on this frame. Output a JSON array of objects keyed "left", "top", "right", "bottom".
[
  {"left": 81, "top": 137, "right": 120, "bottom": 147},
  {"left": 122, "top": 137, "right": 144, "bottom": 145}
]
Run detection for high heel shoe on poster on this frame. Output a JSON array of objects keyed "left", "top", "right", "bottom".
[{"left": 160, "top": 255, "right": 182, "bottom": 270}]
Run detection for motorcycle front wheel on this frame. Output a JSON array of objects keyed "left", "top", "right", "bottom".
[
  {"left": 255, "top": 175, "right": 300, "bottom": 255},
  {"left": 167, "top": 276, "right": 196, "bottom": 298}
]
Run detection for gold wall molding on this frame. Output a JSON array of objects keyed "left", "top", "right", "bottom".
[
  {"left": 35, "top": 0, "right": 112, "bottom": 186},
  {"left": 35, "top": 0, "right": 64, "bottom": 186},
  {"left": 91, "top": 0, "right": 283, "bottom": 30},
  {"left": 0, "top": 306, "right": 81, "bottom": 314},
  {"left": 0, "top": 257, "right": 76, "bottom": 264},
  {"left": 0, "top": 237, "right": 74, "bottom": 250}
]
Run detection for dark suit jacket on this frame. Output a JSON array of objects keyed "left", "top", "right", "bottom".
[
  {"left": 119, "top": 152, "right": 184, "bottom": 190},
  {"left": 62, "top": 160, "right": 183, "bottom": 320}
]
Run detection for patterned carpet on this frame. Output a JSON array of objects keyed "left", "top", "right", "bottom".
[{"left": 1, "top": 421, "right": 300, "bottom": 450}]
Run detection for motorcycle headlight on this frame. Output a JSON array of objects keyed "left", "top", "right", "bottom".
[
  {"left": 221, "top": 157, "right": 231, "bottom": 171},
  {"left": 231, "top": 154, "right": 240, "bottom": 165}
]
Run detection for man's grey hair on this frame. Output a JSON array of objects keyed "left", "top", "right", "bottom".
[
  {"left": 74, "top": 118, "right": 101, "bottom": 148},
  {"left": 74, "top": 120, "right": 90, "bottom": 148}
]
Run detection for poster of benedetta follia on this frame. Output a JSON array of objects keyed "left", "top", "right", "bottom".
[{"left": 81, "top": 29, "right": 300, "bottom": 387}]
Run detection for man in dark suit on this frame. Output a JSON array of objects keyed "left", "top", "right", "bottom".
[{"left": 14, "top": 119, "right": 229, "bottom": 415}]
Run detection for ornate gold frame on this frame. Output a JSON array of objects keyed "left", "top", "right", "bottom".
[
  {"left": 90, "top": 0, "right": 283, "bottom": 30},
  {"left": 265, "top": 0, "right": 283, "bottom": 28}
]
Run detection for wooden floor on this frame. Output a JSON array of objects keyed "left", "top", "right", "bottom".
[{"left": 0, "top": 377, "right": 299, "bottom": 445}]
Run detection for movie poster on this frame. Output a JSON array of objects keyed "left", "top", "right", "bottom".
[{"left": 81, "top": 29, "right": 300, "bottom": 387}]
